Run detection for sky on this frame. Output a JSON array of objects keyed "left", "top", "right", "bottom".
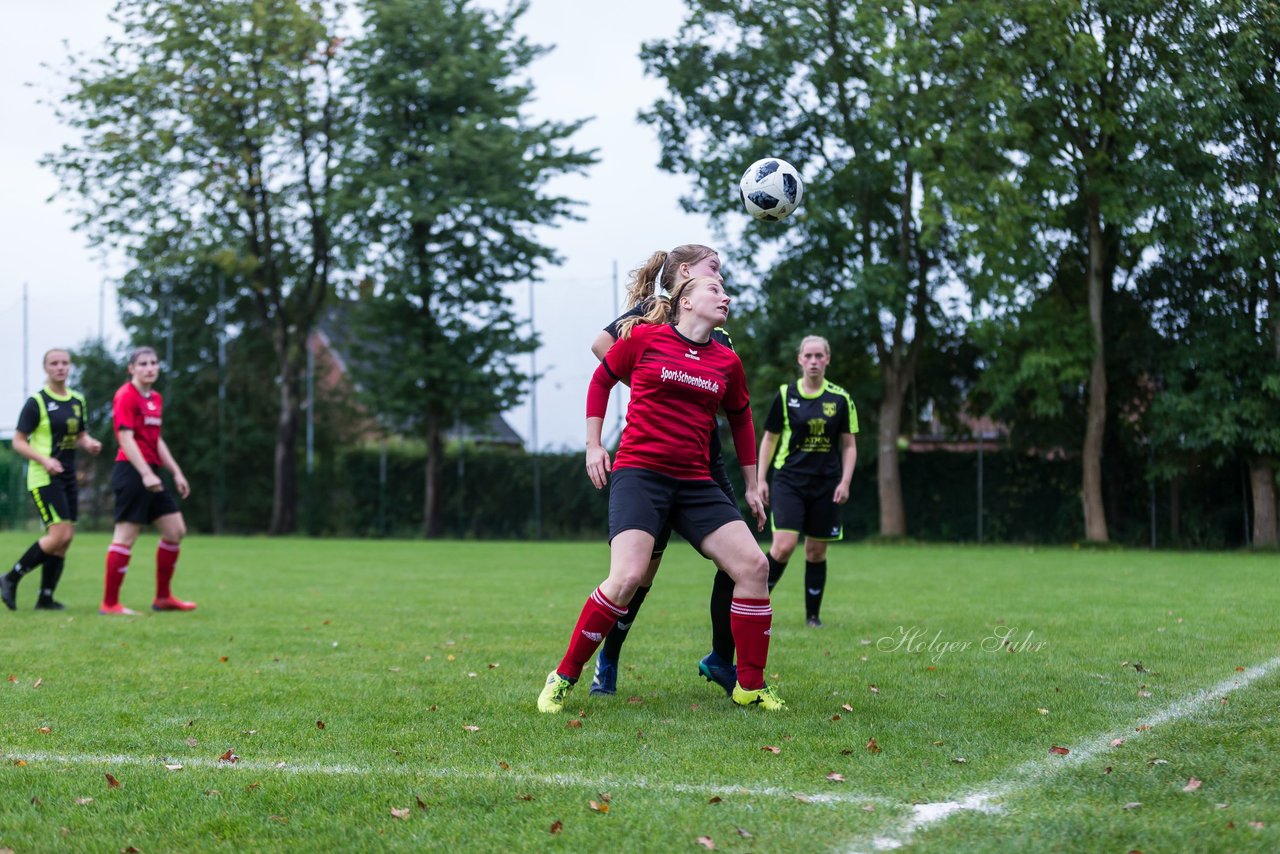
[{"left": 0, "top": 0, "right": 718, "bottom": 450}]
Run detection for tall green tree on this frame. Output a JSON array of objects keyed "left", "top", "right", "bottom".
[
  {"left": 933, "top": 0, "right": 1188, "bottom": 542},
  {"left": 1139, "top": 0, "right": 1280, "bottom": 546},
  {"left": 343, "top": 0, "right": 595, "bottom": 537},
  {"left": 640, "top": 1, "right": 962, "bottom": 536},
  {"left": 44, "top": 0, "right": 352, "bottom": 534}
]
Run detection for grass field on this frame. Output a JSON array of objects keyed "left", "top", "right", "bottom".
[{"left": 1, "top": 532, "right": 1278, "bottom": 853}]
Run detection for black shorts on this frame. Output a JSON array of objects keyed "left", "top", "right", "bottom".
[
  {"left": 112, "top": 461, "right": 180, "bottom": 524},
  {"left": 609, "top": 467, "right": 743, "bottom": 557},
  {"left": 652, "top": 453, "right": 739, "bottom": 556},
  {"left": 770, "top": 471, "right": 843, "bottom": 541},
  {"left": 30, "top": 472, "right": 78, "bottom": 527}
]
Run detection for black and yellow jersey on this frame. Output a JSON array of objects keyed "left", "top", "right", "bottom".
[
  {"left": 16, "top": 387, "right": 88, "bottom": 489},
  {"left": 762, "top": 380, "right": 857, "bottom": 478}
]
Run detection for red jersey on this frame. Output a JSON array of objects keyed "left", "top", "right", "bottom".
[
  {"left": 113, "top": 382, "right": 164, "bottom": 465},
  {"left": 590, "top": 323, "right": 755, "bottom": 480}
]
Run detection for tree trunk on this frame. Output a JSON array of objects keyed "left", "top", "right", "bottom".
[
  {"left": 1249, "top": 461, "right": 1278, "bottom": 547},
  {"left": 1081, "top": 194, "right": 1109, "bottom": 542},
  {"left": 1169, "top": 476, "right": 1181, "bottom": 544},
  {"left": 877, "top": 384, "right": 907, "bottom": 537},
  {"left": 269, "top": 362, "right": 300, "bottom": 535},
  {"left": 422, "top": 412, "right": 443, "bottom": 538}
]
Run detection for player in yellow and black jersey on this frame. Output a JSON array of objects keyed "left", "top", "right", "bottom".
[
  {"left": 757, "top": 335, "right": 858, "bottom": 627},
  {"left": 2, "top": 349, "right": 102, "bottom": 611}
]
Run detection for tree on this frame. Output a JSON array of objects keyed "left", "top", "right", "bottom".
[
  {"left": 342, "top": 0, "right": 595, "bottom": 537},
  {"left": 640, "top": 1, "right": 963, "bottom": 537},
  {"left": 1138, "top": 0, "right": 1280, "bottom": 547},
  {"left": 933, "top": 0, "right": 1189, "bottom": 542},
  {"left": 45, "top": 0, "right": 352, "bottom": 533}
]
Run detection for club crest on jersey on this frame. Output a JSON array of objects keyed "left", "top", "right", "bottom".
[
  {"left": 47, "top": 401, "right": 59, "bottom": 411},
  {"left": 823, "top": 402, "right": 837, "bottom": 417},
  {"left": 685, "top": 348, "right": 700, "bottom": 361},
  {"left": 787, "top": 397, "right": 800, "bottom": 408}
]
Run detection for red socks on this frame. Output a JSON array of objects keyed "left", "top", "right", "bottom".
[
  {"left": 731, "top": 598, "right": 773, "bottom": 690},
  {"left": 557, "top": 588, "right": 627, "bottom": 680},
  {"left": 156, "top": 540, "right": 180, "bottom": 599},
  {"left": 103, "top": 543, "right": 131, "bottom": 607}
]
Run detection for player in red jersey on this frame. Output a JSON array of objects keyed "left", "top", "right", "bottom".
[
  {"left": 100, "top": 347, "right": 196, "bottom": 615},
  {"left": 538, "top": 275, "right": 786, "bottom": 713},
  {"left": 586, "top": 245, "right": 739, "bottom": 697}
]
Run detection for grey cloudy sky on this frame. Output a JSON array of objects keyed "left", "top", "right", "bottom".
[{"left": 0, "top": 0, "right": 721, "bottom": 451}]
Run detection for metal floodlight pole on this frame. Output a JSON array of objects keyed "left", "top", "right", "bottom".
[
  {"left": 529, "top": 278, "right": 542, "bottom": 540},
  {"left": 23, "top": 282, "right": 29, "bottom": 399},
  {"left": 216, "top": 274, "right": 227, "bottom": 533}
]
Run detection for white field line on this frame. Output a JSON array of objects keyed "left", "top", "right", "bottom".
[
  {"left": 5, "top": 750, "right": 894, "bottom": 806},
  {"left": 847, "top": 654, "right": 1280, "bottom": 853}
]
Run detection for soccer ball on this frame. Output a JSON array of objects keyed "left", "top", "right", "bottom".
[{"left": 739, "top": 157, "right": 804, "bottom": 221}]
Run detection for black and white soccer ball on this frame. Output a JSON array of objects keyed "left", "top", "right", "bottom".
[{"left": 739, "top": 157, "right": 804, "bottom": 222}]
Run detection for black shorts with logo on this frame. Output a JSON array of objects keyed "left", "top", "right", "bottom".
[
  {"left": 769, "top": 471, "right": 843, "bottom": 541},
  {"left": 609, "top": 467, "right": 743, "bottom": 557},
  {"left": 652, "top": 452, "right": 738, "bottom": 556},
  {"left": 30, "top": 471, "right": 78, "bottom": 527},
  {"left": 111, "top": 460, "right": 180, "bottom": 524}
]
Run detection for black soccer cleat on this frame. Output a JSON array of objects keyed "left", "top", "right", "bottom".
[{"left": 0, "top": 574, "right": 17, "bottom": 611}]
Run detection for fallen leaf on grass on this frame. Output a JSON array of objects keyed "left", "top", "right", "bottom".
[
  {"left": 826, "top": 772, "right": 846, "bottom": 782},
  {"left": 588, "top": 800, "right": 608, "bottom": 813},
  {"left": 842, "top": 704, "right": 853, "bottom": 712},
  {"left": 952, "top": 757, "right": 967, "bottom": 764},
  {"left": 696, "top": 837, "right": 715, "bottom": 850},
  {"left": 761, "top": 746, "right": 781, "bottom": 754},
  {"left": 1137, "top": 690, "right": 1152, "bottom": 698},
  {"left": 219, "top": 750, "right": 239, "bottom": 764},
  {"left": 316, "top": 720, "right": 326, "bottom": 730},
  {"left": 1148, "top": 758, "right": 1168, "bottom": 766},
  {"left": 246, "top": 782, "right": 261, "bottom": 791},
  {"left": 932, "top": 741, "right": 944, "bottom": 746},
  {"left": 627, "top": 696, "right": 644, "bottom": 704},
  {"left": 831, "top": 714, "right": 842, "bottom": 722},
  {"left": 390, "top": 807, "right": 410, "bottom": 820},
  {"left": 488, "top": 663, "right": 499, "bottom": 669},
  {"left": 13, "top": 760, "right": 27, "bottom": 767},
  {"left": 1216, "top": 803, "right": 1229, "bottom": 809},
  {"left": 498, "top": 761, "right": 510, "bottom": 771},
  {"left": 220, "top": 656, "right": 229, "bottom": 663},
  {"left": 74, "top": 797, "right": 93, "bottom": 805},
  {"left": 549, "top": 820, "right": 563, "bottom": 834},
  {"left": 1123, "top": 802, "right": 1142, "bottom": 810},
  {"left": 37, "top": 727, "right": 51, "bottom": 734},
  {"left": 1248, "top": 821, "right": 1265, "bottom": 829},
  {"left": 204, "top": 790, "right": 221, "bottom": 797},
  {"left": 736, "top": 827, "right": 753, "bottom": 838},
  {"left": 1183, "top": 777, "right": 1202, "bottom": 792},
  {"left": 185, "top": 738, "right": 199, "bottom": 747},
  {"left": 1111, "top": 739, "right": 1124, "bottom": 748},
  {"left": 6, "top": 675, "right": 15, "bottom": 682},
  {"left": 1037, "top": 708, "right": 1050, "bottom": 715},
  {"left": 416, "top": 795, "right": 428, "bottom": 810},
  {"left": 1104, "top": 767, "right": 1113, "bottom": 775},
  {"left": 1049, "top": 746, "right": 1070, "bottom": 755},
  {"left": 105, "top": 773, "right": 121, "bottom": 789},
  {"left": 1136, "top": 724, "right": 1151, "bottom": 732},
  {"left": 865, "top": 738, "right": 881, "bottom": 754},
  {"left": 1235, "top": 666, "right": 1245, "bottom": 672},
  {"left": 708, "top": 796, "right": 722, "bottom": 805},
  {"left": 268, "top": 815, "right": 287, "bottom": 823},
  {"left": 164, "top": 765, "right": 183, "bottom": 772},
  {"left": 793, "top": 794, "right": 812, "bottom": 803},
  {"left": 868, "top": 685, "right": 880, "bottom": 694},
  {"left": 841, "top": 749, "right": 854, "bottom": 756},
  {"left": 566, "top": 720, "right": 582, "bottom": 729},
  {"left": 30, "top": 796, "right": 41, "bottom": 805},
  {"left": 462, "top": 725, "right": 480, "bottom": 732}
]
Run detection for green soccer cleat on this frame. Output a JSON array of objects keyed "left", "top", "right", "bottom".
[
  {"left": 731, "top": 682, "right": 787, "bottom": 711},
  {"left": 537, "top": 671, "right": 576, "bottom": 713}
]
